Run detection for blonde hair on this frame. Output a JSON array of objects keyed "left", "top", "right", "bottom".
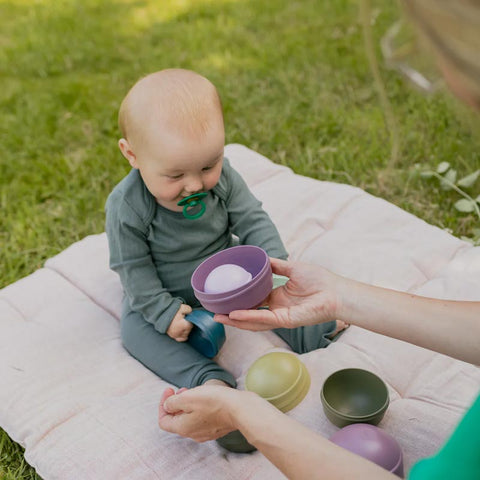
[
  {"left": 118, "top": 69, "right": 223, "bottom": 145},
  {"left": 402, "top": 0, "right": 480, "bottom": 104}
]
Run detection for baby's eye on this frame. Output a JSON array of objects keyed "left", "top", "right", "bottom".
[
  {"left": 202, "top": 166, "right": 212, "bottom": 172},
  {"left": 167, "top": 174, "right": 183, "bottom": 179}
]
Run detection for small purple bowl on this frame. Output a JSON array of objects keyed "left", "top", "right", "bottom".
[
  {"left": 191, "top": 245, "right": 272, "bottom": 314},
  {"left": 330, "top": 424, "right": 404, "bottom": 477}
]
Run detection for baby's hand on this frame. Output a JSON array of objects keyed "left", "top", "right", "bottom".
[{"left": 167, "top": 304, "right": 193, "bottom": 342}]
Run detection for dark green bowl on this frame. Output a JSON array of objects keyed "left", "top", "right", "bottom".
[
  {"left": 320, "top": 368, "right": 389, "bottom": 428},
  {"left": 216, "top": 430, "right": 256, "bottom": 453}
]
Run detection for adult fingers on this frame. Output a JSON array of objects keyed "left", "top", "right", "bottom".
[
  {"left": 216, "top": 310, "right": 279, "bottom": 331},
  {"left": 214, "top": 314, "right": 230, "bottom": 324},
  {"left": 160, "top": 387, "right": 175, "bottom": 407},
  {"left": 221, "top": 319, "right": 274, "bottom": 331},
  {"left": 215, "top": 308, "right": 277, "bottom": 324},
  {"left": 158, "top": 410, "right": 184, "bottom": 433},
  {"left": 229, "top": 307, "right": 282, "bottom": 326},
  {"left": 163, "top": 389, "right": 194, "bottom": 414},
  {"left": 158, "top": 388, "right": 176, "bottom": 420},
  {"left": 269, "top": 257, "right": 293, "bottom": 277}
]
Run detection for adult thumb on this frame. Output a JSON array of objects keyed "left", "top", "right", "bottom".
[{"left": 270, "top": 257, "right": 292, "bottom": 277}]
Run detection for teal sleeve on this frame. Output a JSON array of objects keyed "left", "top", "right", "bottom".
[
  {"left": 223, "top": 161, "right": 288, "bottom": 260},
  {"left": 408, "top": 393, "right": 480, "bottom": 480},
  {"left": 105, "top": 195, "right": 183, "bottom": 334}
]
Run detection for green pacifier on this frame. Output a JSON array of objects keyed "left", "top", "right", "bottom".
[{"left": 177, "top": 192, "right": 208, "bottom": 219}]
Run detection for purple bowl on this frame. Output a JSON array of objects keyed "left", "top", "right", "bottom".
[
  {"left": 330, "top": 424, "right": 404, "bottom": 477},
  {"left": 191, "top": 245, "right": 272, "bottom": 314}
]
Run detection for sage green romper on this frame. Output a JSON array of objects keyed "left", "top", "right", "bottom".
[{"left": 106, "top": 159, "right": 337, "bottom": 387}]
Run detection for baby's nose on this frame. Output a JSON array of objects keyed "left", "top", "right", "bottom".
[{"left": 185, "top": 176, "right": 203, "bottom": 194}]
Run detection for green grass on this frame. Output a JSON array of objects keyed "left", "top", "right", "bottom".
[
  {"left": 1, "top": 0, "right": 479, "bottom": 477},
  {"left": 0, "top": 433, "right": 41, "bottom": 480}
]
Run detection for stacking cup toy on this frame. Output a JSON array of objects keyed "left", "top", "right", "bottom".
[
  {"left": 245, "top": 352, "right": 311, "bottom": 412},
  {"left": 186, "top": 309, "right": 226, "bottom": 358},
  {"left": 191, "top": 245, "right": 272, "bottom": 314},
  {"left": 330, "top": 424, "right": 404, "bottom": 477},
  {"left": 321, "top": 368, "right": 389, "bottom": 427},
  {"left": 216, "top": 430, "right": 256, "bottom": 454}
]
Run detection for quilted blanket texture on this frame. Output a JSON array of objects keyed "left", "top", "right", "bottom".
[{"left": 1, "top": 144, "right": 479, "bottom": 479}]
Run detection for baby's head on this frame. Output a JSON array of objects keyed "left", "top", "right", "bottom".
[{"left": 118, "top": 69, "right": 225, "bottom": 212}]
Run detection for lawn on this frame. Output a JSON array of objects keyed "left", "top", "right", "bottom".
[{"left": 1, "top": 0, "right": 479, "bottom": 478}]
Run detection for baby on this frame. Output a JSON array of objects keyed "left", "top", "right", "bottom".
[{"left": 105, "top": 69, "right": 344, "bottom": 389}]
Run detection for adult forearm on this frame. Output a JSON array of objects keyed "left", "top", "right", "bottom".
[
  {"left": 232, "top": 392, "right": 395, "bottom": 480},
  {"left": 338, "top": 278, "right": 480, "bottom": 365}
]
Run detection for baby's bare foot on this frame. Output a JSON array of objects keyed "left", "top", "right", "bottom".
[{"left": 328, "top": 320, "right": 349, "bottom": 339}]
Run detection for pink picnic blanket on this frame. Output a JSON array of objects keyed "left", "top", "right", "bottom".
[{"left": 1, "top": 144, "right": 479, "bottom": 479}]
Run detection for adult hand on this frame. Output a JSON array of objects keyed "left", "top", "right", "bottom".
[
  {"left": 215, "top": 258, "right": 344, "bottom": 331},
  {"left": 158, "top": 385, "right": 241, "bottom": 442}
]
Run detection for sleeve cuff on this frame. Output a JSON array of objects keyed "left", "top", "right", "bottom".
[{"left": 153, "top": 298, "right": 184, "bottom": 334}]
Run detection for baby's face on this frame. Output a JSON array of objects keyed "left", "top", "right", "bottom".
[{"left": 133, "top": 119, "right": 225, "bottom": 212}]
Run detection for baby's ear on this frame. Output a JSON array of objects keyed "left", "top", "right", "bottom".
[{"left": 118, "top": 138, "right": 138, "bottom": 168}]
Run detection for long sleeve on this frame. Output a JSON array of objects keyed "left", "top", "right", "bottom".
[
  {"left": 223, "top": 161, "right": 288, "bottom": 260},
  {"left": 105, "top": 195, "right": 182, "bottom": 334}
]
